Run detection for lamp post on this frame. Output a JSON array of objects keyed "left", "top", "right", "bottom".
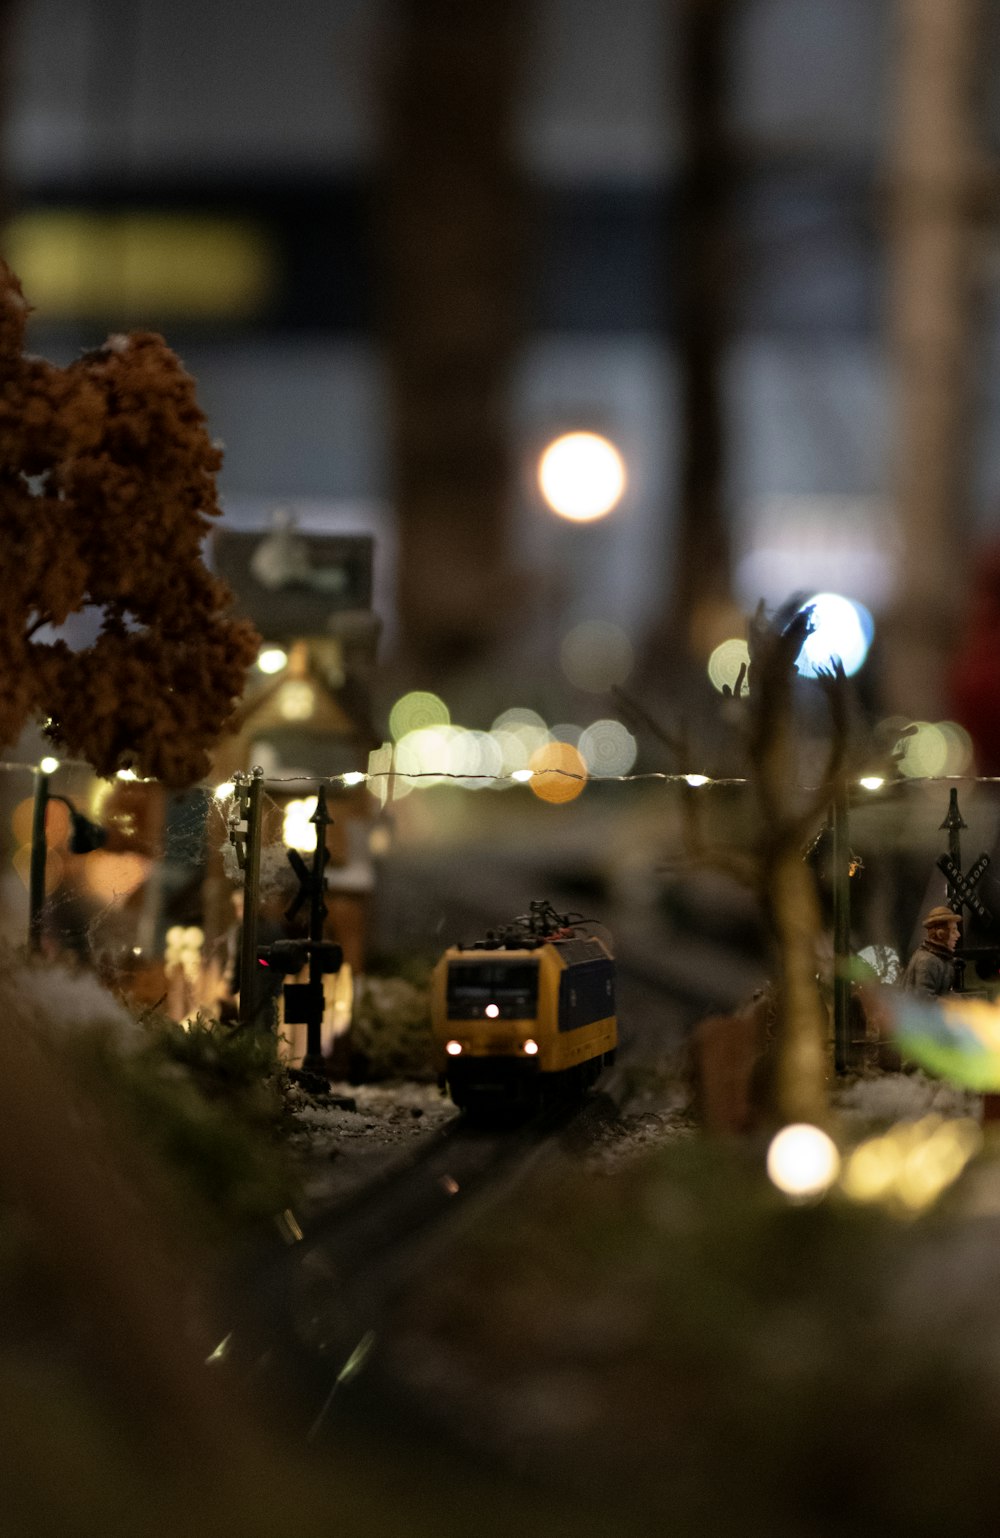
[{"left": 28, "top": 766, "right": 52, "bottom": 953}]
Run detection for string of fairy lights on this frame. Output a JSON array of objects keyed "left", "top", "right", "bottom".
[{"left": 13, "top": 757, "right": 1000, "bottom": 791}]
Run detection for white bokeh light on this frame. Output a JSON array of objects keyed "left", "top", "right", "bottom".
[
  {"left": 283, "top": 797, "right": 318, "bottom": 852},
  {"left": 707, "top": 637, "right": 751, "bottom": 694},
  {"left": 578, "top": 719, "right": 638, "bottom": 776},
  {"left": 767, "top": 1124, "right": 841, "bottom": 1200},
  {"left": 257, "top": 647, "right": 288, "bottom": 675},
  {"left": 538, "top": 432, "right": 626, "bottom": 522}
]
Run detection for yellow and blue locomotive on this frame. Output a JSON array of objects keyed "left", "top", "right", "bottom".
[{"left": 431, "top": 902, "right": 617, "bottom": 1115}]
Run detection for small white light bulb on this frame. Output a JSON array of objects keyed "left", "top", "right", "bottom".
[
  {"left": 257, "top": 647, "right": 288, "bottom": 675},
  {"left": 767, "top": 1124, "right": 841, "bottom": 1201}
]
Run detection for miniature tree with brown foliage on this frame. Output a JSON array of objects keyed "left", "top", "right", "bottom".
[{"left": 0, "top": 261, "right": 259, "bottom": 787}]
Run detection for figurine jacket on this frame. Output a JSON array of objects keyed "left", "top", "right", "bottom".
[{"left": 902, "top": 941, "right": 956, "bottom": 997}]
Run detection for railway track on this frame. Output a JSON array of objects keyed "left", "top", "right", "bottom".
[
  {"left": 222, "top": 839, "right": 765, "bottom": 1435},
  {"left": 224, "top": 1095, "right": 597, "bottom": 1437}
]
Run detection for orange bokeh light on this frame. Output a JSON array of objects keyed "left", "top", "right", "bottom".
[
  {"left": 527, "top": 741, "right": 588, "bottom": 804},
  {"left": 12, "top": 796, "right": 70, "bottom": 847},
  {"left": 12, "top": 845, "right": 63, "bottom": 893},
  {"left": 83, "top": 852, "right": 151, "bottom": 902}
]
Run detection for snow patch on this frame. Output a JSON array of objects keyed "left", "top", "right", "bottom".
[
  {"left": 0, "top": 955, "right": 136, "bottom": 1046},
  {"left": 835, "top": 1070, "right": 981, "bottom": 1129}
]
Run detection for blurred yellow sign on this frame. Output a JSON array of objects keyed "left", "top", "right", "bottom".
[{"left": 5, "top": 210, "right": 275, "bottom": 320}]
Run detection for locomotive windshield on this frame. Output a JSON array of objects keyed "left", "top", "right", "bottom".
[{"left": 447, "top": 959, "right": 539, "bottom": 1019}]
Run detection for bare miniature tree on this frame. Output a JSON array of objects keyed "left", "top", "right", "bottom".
[
  {"left": 621, "top": 602, "right": 860, "bottom": 1126},
  {"left": 0, "top": 261, "right": 259, "bottom": 786},
  {"left": 743, "top": 604, "right": 846, "bottom": 1125}
]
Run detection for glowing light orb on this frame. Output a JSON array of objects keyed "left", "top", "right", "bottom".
[
  {"left": 453, "top": 729, "right": 504, "bottom": 787},
  {"left": 485, "top": 1004, "right": 500, "bottom": 1019},
  {"left": 523, "top": 1039, "right": 539, "bottom": 1055},
  {"left": 490, "top": 710, "right": 550, "bottom": 777},
  {"left": 796, "top": 594, "right": 874, "bottom": 678},
  {"left": 341, "top": 771, "right": 367, "bottom": 787},
  {"left": 538, "top": 432, "right": 626, "bottom": 522},
  {"left": 840, "top": 1116, "right": 981, "bottom": 1213},
  {"left": 491, "top": 706, "right": 548, "bottom": 734},
  {"left": 707, "top": 637, "right": 751, "bottom": 695},
  {"left": 859, "top": 776, "right": 884, "bottom": 791},
  {"left": 766, "top": 1124, "right": 841, "bottom": 1200},
  {"left": 39, "top": 756, "right": 60, "bottom": 775},
  {"left": 896, "top": 722, "right": 944, "bottom": 777},
  {"left": 257, "top": 647, "right": 288, "bottom": 675},
  {"left": 528, "top": 741, "right": 588, "bottom": 804},
  {"left": 13, "top": 796, "right": 63, "bottom": 845},
  {"left": 445, "top": 1040, "right": 463, "bottom": 1056},
  {"left": 283, "top": 796, "right": 318, "bottom": 852},
  {"left": 277, "top": 681, "right": 315, "bottom": 721},
  {"left": 857, "top": 945, "right": 901, "bottom": 984},
  {"left": 12, "top": 845, "right": 62, "bottom": 893},
  {"left": 938, "top": 720, "right": 974, "bottom": 775},
  {"left": 82, "top": 851, "right": 149, "bottom": 902},
  {"left": 394, "top": 727, "right": 452, "bottom": 785},
  {"left": 577, "top": 719, "right": 638, "bottom": 776},
  {"left": 895, "top": 721, "right": 971, "bottom": 778},
  {"left": 389, "top": 691, "right": 450, "bottom": 741},
  {"left": 550, "top": 723, "right": 583, "bottom": 746},
  {"left": 560, "top": 620, "right": 634, "bottom": 692},
  {"left": 213, "top": 781, "right": 235, "bottom": 801},
  {"left": 684, "top": 774, "right": 710, "bottom": 788}
]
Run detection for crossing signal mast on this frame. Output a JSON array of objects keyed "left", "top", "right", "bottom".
[{"left": 257, "top": 784, "right": 342, "bottom": 1075}]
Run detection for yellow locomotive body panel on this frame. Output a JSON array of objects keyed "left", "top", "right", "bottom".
[{"left": 431, "top": 928, "right": 617, "bottom": 1113}]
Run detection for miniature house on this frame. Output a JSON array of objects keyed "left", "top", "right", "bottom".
[{"left": 207, "top": 524, "right": 382, "bottom": 989}]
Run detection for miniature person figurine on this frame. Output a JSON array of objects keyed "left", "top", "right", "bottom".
[{"left": 902, "top": 905, "right": 962, "bottom": 995}]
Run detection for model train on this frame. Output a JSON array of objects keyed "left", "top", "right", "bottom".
[{"left": 430, "top": 901, "right": 617, "bottom": 1116}]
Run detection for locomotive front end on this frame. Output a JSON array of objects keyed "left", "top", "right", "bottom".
[
  {"left": 431, "top": 903, "right": 617, "bottom": 1117},
  {"left": 431, "top": 947, "right": 552, "bottom": 1113}
]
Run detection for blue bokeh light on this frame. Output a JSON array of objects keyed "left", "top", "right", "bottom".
[{"left": 796, "top": 593, "right": 874, "bottom": 678}]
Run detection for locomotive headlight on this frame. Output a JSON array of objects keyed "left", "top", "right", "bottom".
[
  {"left": 523, "top": 1039, "right": 539, "bottom": 1056},
  {"left": 445, "top": 1040, "right": 463, "bottom": 1056},
  {"left": 485, "top": 1003, "right": 500, "bottom": 1019}
]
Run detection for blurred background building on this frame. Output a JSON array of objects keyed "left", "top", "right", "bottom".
[{"left": 2, "top": 0, "right": 1000, "bottom": 751}]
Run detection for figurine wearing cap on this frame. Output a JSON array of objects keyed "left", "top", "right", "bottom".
[{"left": 902, "top": 905, "right": 962, "bottom": 996}]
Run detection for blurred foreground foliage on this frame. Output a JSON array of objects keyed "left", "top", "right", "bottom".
[
  {"left": 0, "top": 954, "right": 591, "bottom": 1538},
  {"left": 382, "top": 1128, "right": 1000, "bottom": 1538},
  {"left": 11, "top": 947, "right": 1000, "bottom": 1537}
]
